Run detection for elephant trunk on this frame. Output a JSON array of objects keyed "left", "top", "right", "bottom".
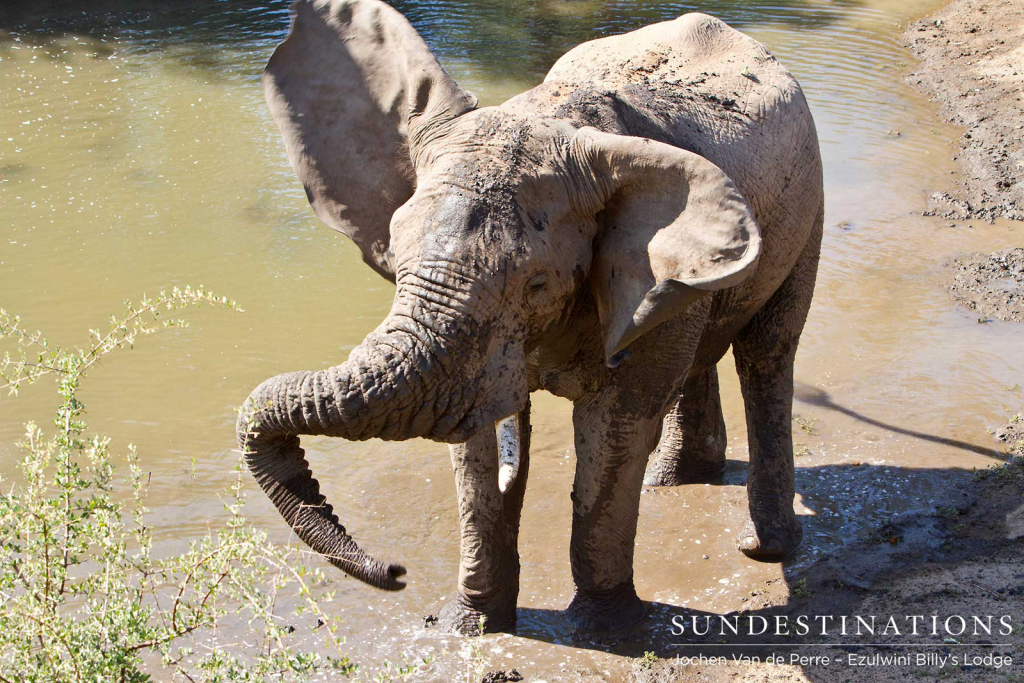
[{"left": 237, "top": 330, "right": 453, "bottom": 591}]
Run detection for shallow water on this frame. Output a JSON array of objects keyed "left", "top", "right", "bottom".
[{"left": 1, "top": 0, "right": 1022, "bottom": 679}]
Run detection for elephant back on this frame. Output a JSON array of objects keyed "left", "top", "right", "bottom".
[{"left": 544, "top": 13, "right": 797, "bottom": 127}]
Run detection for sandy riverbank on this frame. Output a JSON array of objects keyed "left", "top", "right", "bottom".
[
  {"left": 904, "top": 0, "right": 1024, "bottom": 323},
  {"left": 901, "top": 0, "right": 1024, "bottom": 222}
]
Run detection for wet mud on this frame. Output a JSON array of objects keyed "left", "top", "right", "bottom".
[{"left": 949, "top": 248, "right": 1024, "bottom": 322}]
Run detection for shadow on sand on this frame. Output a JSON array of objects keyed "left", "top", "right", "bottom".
[{"left": 795, "top": 383, "right": 1002, "bottom": 459}]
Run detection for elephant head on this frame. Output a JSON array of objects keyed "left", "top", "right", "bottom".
[{"left": 240, "top": 0, "right": 760, "bottom": 591}]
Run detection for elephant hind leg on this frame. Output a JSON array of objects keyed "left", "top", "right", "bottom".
[{"left": 643, "top": 365, "right": 727, "bottom": 487}]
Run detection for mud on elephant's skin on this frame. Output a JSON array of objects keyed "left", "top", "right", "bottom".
[{"left": 239, "top": 0, "right": 823, "bottom": 634}]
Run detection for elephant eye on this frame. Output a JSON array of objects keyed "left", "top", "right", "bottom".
[{"left": 525, "top": 273, "right": 550, "bottom": 307}]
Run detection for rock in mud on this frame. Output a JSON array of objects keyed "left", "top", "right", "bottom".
[
  {"left": 949, "top": 247, "right": 1024, "bottom": 322},
  {"left": 480, "top": 669, "right": 523, "bottom": 683},
  {"left": 995, "top": 410, "right": 1024, "bottom": 458}
]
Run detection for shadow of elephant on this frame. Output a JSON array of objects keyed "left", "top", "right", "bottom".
[{"left": 502, "top": 453, "right": 1022, "bottom": 682}]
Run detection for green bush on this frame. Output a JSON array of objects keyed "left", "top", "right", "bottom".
[{"left": 0, "top": 288, "right": 358, "bottom": 682}]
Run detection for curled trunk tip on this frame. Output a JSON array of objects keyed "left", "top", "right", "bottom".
[{"left": 238, "top": 373, "right": 408, "bottom": 591}]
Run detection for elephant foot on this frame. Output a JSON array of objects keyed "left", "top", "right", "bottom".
[
  {"left": 565, "top": 582, "right": 647, "bottom": 632},
  {"left": 644, "top": 451, "right": 725, "bottom": 487},
  {"left": 737, "top": 511, "right": 802, "bottom": 561},
  {"left": 435, "top": 592, "right": 517, "bottom": 635}
]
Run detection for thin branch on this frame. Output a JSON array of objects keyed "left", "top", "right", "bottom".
[
  {"left": 126, "top": 622, "right": 203, "bottom": 653},
  {"left": 170, "top": 542, "right": 246, "bottom": 631},
  {"left": 1, "top": 319, "right": 49, "bottom": 351},
  {"left": 126, "top": 565, "right": 229, "bottom": 655},
  {"left": 79, "top": 290, "right": 228, "bottom": 376},
  {"left": 42, "top": 518, "right": 51, "bottom": 614},
  {"left": 7, "top": 361, "right": 64, "bottom": 372},
  {"left": 21, "top": 612, "right": 83, "bottom": 682}
]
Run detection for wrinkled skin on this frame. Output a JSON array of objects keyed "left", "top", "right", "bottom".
[{"left": 240, "top": 0, "right": 823, "bottom": 635}]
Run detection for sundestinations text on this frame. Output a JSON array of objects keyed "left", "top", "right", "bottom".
[{"left": 670, "top": 614, "right": 1014, "bottom": 638}]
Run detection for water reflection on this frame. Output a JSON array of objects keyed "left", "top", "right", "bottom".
[
  {"left": 1, "top": 0, "right": 876, "bottom": 89},
  {"left": 0, "top": 0, "right": 933, "bottom": 182},
  {"left": 0, "top": 1, "right": 292, "bottom": 44},
  {"left": 393, "top": 0, "right": 869, "bottom": 86},
  {"left": 1, "top": 0, "right": 863, "bottom": 42}
]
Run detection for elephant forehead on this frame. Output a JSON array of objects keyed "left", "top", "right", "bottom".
[
  {"left": 406, "top": 181, "right": 527, "bottom": 238},
  {"left": 423, "top": 109, "right": 566, "bottom": 182}
]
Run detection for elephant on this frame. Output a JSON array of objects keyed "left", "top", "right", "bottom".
[{"left": 239, "top": 0, "right": 823, "bottom": 635}]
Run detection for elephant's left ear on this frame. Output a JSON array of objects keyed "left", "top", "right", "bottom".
[
  {"left": 573, "top": 127, "right": 761, "bottom": 367},
  {"left": 263, "top": 0, "right": 477, "bottom": 281}
]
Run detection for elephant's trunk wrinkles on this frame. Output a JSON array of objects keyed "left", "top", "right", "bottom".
[{"left": 237, "top": 330, "right": 452, "bottom": 591}]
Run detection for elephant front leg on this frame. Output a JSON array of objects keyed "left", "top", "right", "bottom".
[
  {"left": 565, "top": 394, "right": 657, "bottom": 631},
  {"left": 644, "top": 366, "right": 727, "bottom": 486},
  {"left": 731, "top": 226, "right": 820, "bottom": 561},
  {"left": 437, "top": 402, "right": 530, "bottom": 635},
  {"left": 732, "top": 345, "right": 802, "bottom": 560}
]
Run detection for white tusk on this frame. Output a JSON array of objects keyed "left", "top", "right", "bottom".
[{"left": 496, "top": 414, "right": 520, "bottom": 494}]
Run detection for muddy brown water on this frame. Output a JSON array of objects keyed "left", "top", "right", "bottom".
[{"left": 1, "top": 0, "right": 1022, "bottom": 679}]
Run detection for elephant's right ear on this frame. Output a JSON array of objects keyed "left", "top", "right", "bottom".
[{"left": 264, "top": 0, "right": 477, "bottom": 280}]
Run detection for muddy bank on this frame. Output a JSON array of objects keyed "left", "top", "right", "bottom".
[
  {"left": 626, "top": 453, "right": 1024, "bottom": 683},
  {"left": 900, "top": 0, "right": 1024, "bottom": 222},
  {"left": 468, "top": 408, "right": 1024, "bottom": 682}
]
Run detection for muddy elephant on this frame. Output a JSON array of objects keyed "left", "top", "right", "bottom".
[{"left": 239, "top": 0, "right": 823, "bottom": 634}]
